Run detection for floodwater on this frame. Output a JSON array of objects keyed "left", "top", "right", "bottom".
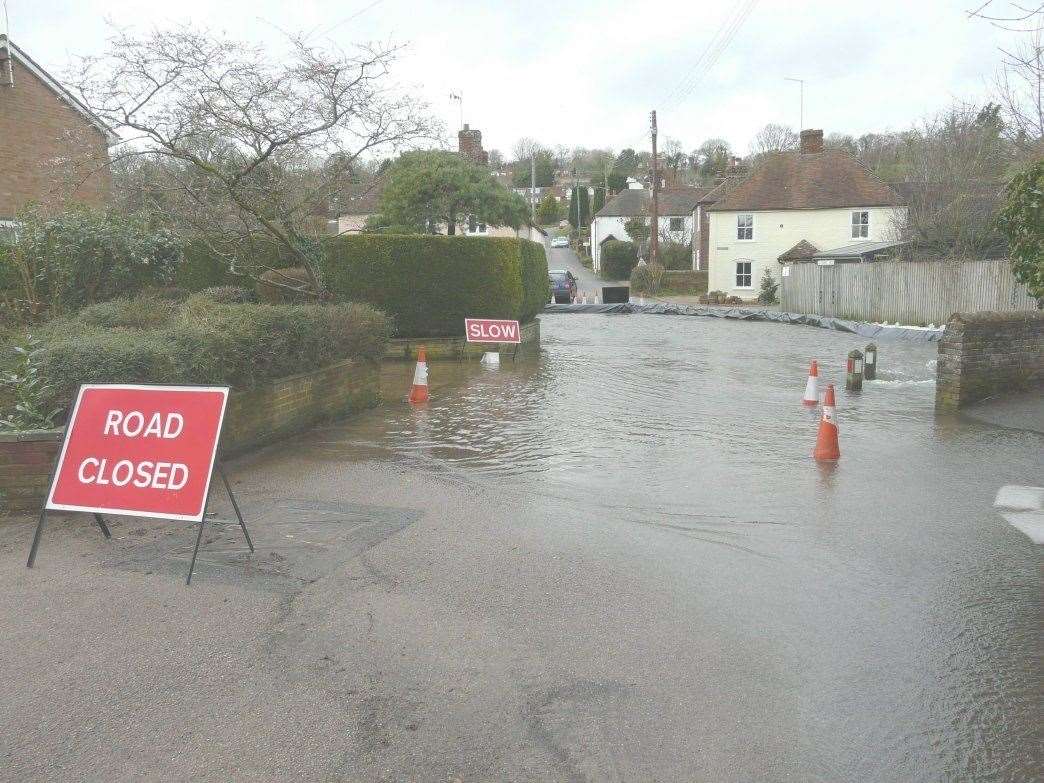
[{"left": 308, "top": 314, "right": 1042, "bottom": 781}]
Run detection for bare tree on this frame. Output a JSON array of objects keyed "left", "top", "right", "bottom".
[
  {"left": 895, "top": 103, "right": 1010, "bottom": 258},
  {"left": 994, "top": 30, "right": 1044, "bottom": 157},
  {"left": 749, "top": 123, "right": 798, "bottom": 157},
  {"left": 71, "top": 25, "right": 435, "bottom": 296},
  {"left": 512, "top": 137, "right": 541, "bottom": 165}
]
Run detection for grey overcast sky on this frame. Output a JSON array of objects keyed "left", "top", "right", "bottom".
[{"left": 4, "top": 0, "right": 1018, "bottom": 158}]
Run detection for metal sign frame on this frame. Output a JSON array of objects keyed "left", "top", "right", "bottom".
[{"left": 26, "top": 383, "right": 254, "bottom": 585}]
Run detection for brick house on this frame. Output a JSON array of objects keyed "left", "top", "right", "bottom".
[{"left": 0, "top": 35, "right": 113, "bottom": 225}]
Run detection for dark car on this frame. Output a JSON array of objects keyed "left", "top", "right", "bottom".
[{"left": 548, "top": 269, "right": 577, "bottom": 304}]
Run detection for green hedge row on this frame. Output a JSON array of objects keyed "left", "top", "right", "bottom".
[
  {"left": 601, "top": 240, "right": 639, "bottom": 280},
  {"left": 320, "top": 235, "right": 546, "bottom": 337},
  {"left": 34, "top": 297, "right": 390, "bottom": 415},
  {"left": 177, "top": 234, "right": 548, "bottom": 338},
  {"left": 174, "top": 236, "right": 299, "bottom": 292}
]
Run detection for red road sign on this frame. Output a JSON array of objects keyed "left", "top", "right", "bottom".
[
  {"left": 46, "top": 385, "right": 229, "bottom": 522},
  {"left": 464, "top": 318, "right": 521, "bottom": 344}
]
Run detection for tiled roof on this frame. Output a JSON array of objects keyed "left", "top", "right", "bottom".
[
  {"left": 777, "top": 240, "right": 819, "bottom": 261},
  {"left": 595, "top": 186, "right": 717, "bottom": 218},
  {"left": 706, "top": 150, "right": 903, "bottom": 212}
]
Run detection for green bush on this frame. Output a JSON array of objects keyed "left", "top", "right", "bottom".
[
  {"left": 73, "top": 297, "right": 180, "bottom": 329},
  {"left": 629, "top": 263, "right": 665, "bottom": 294},
  {"left": 28, "top": 299, "right": 389, "bottom": 417},
  {"left": 175, "top": 235, "right": 299, "bottom": 292},
  {"left": 660, "top": 242, "right": 692, "bottom": 270},
  {"left": 518, "top": 239, "right": 549, "bottom": 322},
  {"left": 193, "top": 286, "right": 257, "bottom": 304},
  {"left": 8, "top": 206, "right": 180, "bottom": 315},
  {"left": 660, "top": 270, "right": 708, "bottom": 295},
  {"left": 256, "top": 267, "right": 316, "bottom": 303},
  {"left": 601, "top": 240, "right": 638, "bottom": 280},
  {"left": 321, "top": 235, "right": 529, "bottom": 337}
]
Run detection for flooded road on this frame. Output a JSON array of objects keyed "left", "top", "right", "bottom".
[
  {"left": 311, "top": 314, "right": 1043, "bottom": 781},
  {"left": 2, "top": 314, "right": 1039, "bottom": 782}
]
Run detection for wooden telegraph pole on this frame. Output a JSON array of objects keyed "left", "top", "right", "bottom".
[{"left": 649, "top": 110, "right": 659, "bottom": 265}]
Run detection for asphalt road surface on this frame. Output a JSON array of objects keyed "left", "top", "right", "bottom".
[
  {"left": 1, "top": 315, "right": 1040, "bottom": 782},
  {"left": 546, "top": 245, "right": 620, "bottom": 298}
]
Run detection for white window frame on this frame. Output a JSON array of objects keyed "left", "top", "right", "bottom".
[
  {"left": 851, "top": 210, "right": 869, "bottom": 239},
  {"left": 736, "top": 213, "right": 754, "bottom": 242},
  {"left": 735, "top": 260, "right": 753, "bottom": 289}
]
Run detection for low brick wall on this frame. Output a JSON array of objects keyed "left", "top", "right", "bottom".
[
  {"left": 0, "top": 358, "right": 379, "bottom": 515},
  {"left": 936, "top": 311, "right": 1044, "bottom": 409},
  {"left": 384, "top": 318, "right": 540, "bottom": 361}
]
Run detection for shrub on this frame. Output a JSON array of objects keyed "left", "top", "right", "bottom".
[
  {"left": 997, "top": 159, "right": 1043, "bottom": 304},
  {"left": 321, "top": 235, "right": 527, "bottom": 337},
  {"left": 256, "top": 267, "right": 317, "bottom": 303},
  {"left": 519, "top": 239, "right": 549, "bottom": 322},
  {"left": 7, "top": 206, "right": 180, "bottom": 316},
  {"left": 195, "top": 286, "right": 258, "bottom": 304},
  {"left": 725, "top": 295, "right": 743, "bottom": 305},
  {"left": 630, "top": 263, "right": 665, "bottom": 294},
  {"left": 73, "top": 297, "right": 179, "bottom": 330},
  {"left": 601, "top": 240, "right": 638, "bottom": 280},
  {"left": 660, "top": 270, "right": 708, "bottom": 295},
  {"left": 660, "top": 242, "right": 692, "bottom": 270},
  {"left": 175, "top": 235, "right": 299, "bottom": 292},
  {"left": 30, "top": 300, "right": 389, "bottom": 418},
  {"left": 0, "top": 335, "right": 63, "bottom": 431},
  {"left": 758, "top": 268, "right": 779, "bottom": 304}
]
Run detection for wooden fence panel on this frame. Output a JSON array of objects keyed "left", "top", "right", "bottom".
[{"left": 780, "top": 259, "right": 1036, "bottom": 325}]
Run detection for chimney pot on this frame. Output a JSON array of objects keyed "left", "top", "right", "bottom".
[{"left": 800, "top": 129, "right": 824, "bottom": 154}]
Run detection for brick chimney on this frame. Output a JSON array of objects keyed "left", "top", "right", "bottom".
[
  {"left": 800, "top": 129, "right": 824, "bottom": 154},
  {"left": 457, "top": 124, "right": 488, "bottom": 165}
]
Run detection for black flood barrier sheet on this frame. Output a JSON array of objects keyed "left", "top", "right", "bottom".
[{"left": 541, "top": 303, "right": 945, "bottom": 342}]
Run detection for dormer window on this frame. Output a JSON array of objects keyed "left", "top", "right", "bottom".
[{"left": 851, "top": 210, "right": 869, "bottom": 239}]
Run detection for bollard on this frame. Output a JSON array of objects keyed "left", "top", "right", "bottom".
[
  {"left": 845, "top": 349, "right": 864, "bottom": 392},
  {"left": 864, "top": 343, "right": 877, "bottom": 381}
]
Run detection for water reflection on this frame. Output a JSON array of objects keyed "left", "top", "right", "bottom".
[{"left": 303, "top": 315, "right": 1041, "bottom": 781}]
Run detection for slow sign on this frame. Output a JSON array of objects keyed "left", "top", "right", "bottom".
[
  {"left": 464, "top": 318, "right": 521, "bottom": 344},
  {"left": 46, "top": 384, "right": 229, "bottom": 521}
]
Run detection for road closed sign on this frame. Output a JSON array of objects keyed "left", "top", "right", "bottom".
[
  {"left": 464, "top": 318, "right": 521, "bottom": 344},
  {"left": 46, "top": 384, "right": 229, "bottom": 521}
]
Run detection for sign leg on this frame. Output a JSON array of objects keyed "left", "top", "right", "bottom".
[
  {"left": 93, "top": 513, "right": 112, "bottom": 539},
  {"left": 186, "top": 515, "right": 207, "bottom": 586},
  {"left": 218, "top": 464, "right": 254, "bottom": 553},
  {"left": 26, "top": 509, "right": 47, "bottom": 569}
]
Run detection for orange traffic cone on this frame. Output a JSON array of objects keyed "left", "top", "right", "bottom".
[
  {"left": 813, "top": 384, "right": 840, "bottom": 462},
  {"left": 802, "top": 360, "right": 819, "bottom": 406},
  {"left": 409, "top": 347, "right": 429, "bottom": 404}
]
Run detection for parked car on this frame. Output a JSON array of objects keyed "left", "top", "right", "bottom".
[
  {"left": 550, "top": 236, "right": 569, "bottom": 248},
  {"left": 548, "top": 269, "right": 577, "bottom": 303}
]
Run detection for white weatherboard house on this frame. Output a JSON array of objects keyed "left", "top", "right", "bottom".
[
  {"left": 706, "top": 129, "right": 907, "bottom": 298},
  {"left": 590, "top": 187, "right": 712, "bottom": 271}
]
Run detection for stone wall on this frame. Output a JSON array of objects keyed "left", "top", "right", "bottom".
[
  {"left": 936, "top": 311, "right": 1044, "bottom": 409},
  {"left": 0, "top": 358, "right": 379, "bottom": 514}
]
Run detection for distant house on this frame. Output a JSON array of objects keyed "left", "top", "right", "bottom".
[
  {"left": 706, "top": 129, "right": 906, "bottom": 298},
  {"left": 589, "top": 186, "right": 715, "bottom": 271},
  {"left": 463, "top": 215, "right": 547, "bottom": 244},
  {"left": 328, "top": 185, "right": 381, "bottom": 235},
  {"left": 0, "top": 35, "right": 114, "bottom": 225}
]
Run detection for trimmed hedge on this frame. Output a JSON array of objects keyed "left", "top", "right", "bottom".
[
  {"left": 177, "top": 234, "right": 548, "bottom": 337},
  {"left": 175, "top": 236, "right": 299, "bottom": 292},
  {"left": 601, "top": 240, "right": 638, "bottom": 280},
  {"left": 32, "top": 298, "right": 390, "bottom": 416},
  {"left": 321, "top": 235, "right": 543, "bottom": 337},
  {"left": 519, "top": 239, "right": 550, "bottom": 322}
]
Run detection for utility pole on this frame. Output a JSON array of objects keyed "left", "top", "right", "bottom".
[
  {"left": 530, "top": 154, "right": 536, "bottom": 225},
  {"left": 573, "top": 168, "right": 579, "bottom": 249},
  {"left": 784, "top": 77, "right": 804, "bottom": 130},
  {"left": 649, "top": 110, "right": 659, "bottom": 266}
]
